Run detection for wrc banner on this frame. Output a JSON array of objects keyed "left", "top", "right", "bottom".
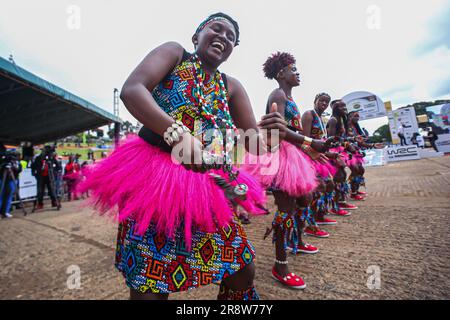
[{"left": 385, "top": 145, "right": 421, "bottom": 162}]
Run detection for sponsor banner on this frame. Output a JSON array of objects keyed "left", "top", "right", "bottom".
[
  {"left": 342, "top": 91, "right": 386, "bottom": 120},
  {"left": 426, "top": 104, "right": 450, "bottom": 135},
  {"left": 388, "top": 107, "right": 419, "bottom": 145},
  {"left": 435, "top": 134, "right": 450, "bottom": 153},
  {"left": 364, "top": 149, "right": 386, "bottom": 167},
  {"left": 19, "top": 168, "right": 37, "bottom": 198},
  {"left": 385, "top": 145, "right": 421, "bottom": 162}
]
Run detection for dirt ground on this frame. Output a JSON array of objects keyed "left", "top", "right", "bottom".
[{"left": 1, "top": 157, "right": 449, "bottom": 300}]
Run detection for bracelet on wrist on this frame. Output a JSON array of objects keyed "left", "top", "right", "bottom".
[
  {"left": 163, "top": 120, "right": 190, "bottom": 146},
  {"left": 302, "top": 136, "right": 313, "bottom": 147}
]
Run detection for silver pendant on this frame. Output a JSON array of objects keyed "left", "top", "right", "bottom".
[{"left": 233, "top": 183, "right": 248, "bottom": 196}]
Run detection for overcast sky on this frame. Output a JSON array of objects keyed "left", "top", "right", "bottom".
[{"left": 1, "top": 0, "right": 449, "bottom": 134}]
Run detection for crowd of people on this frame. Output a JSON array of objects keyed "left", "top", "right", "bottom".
[
  {"left": 0, "top": 143, "right": 90, "bottom": 218},
  {"left": 75, "top": 12, "right": 388, "bottom": 300}
]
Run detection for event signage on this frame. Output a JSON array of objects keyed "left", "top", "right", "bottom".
[
  {"left": 364, "top": 149, "right": 386, "bottom": 166},
  {"left": 19, "top": 168, "right": 37, "bottom": 198},
  {"left": 388, "top": 107, "right": 419, "bottom": 145},
  {"left": 341, "top": 91, "right": 386, "bottom": 120},
  {"left": 385, "top": 145, "right": 421, "bottom": 162},
  {"left": 435, "top": 134, "right": 450, "bottom": 153}
]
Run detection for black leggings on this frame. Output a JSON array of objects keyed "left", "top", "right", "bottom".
[{"left": 37, "top": 176, "right": 56, "bottom": 204}]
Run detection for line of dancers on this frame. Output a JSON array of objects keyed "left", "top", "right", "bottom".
[{"left": 78, "top": 12, "right": 383, "bottom": 300}]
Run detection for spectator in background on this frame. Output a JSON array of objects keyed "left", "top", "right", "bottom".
[
  {"left": 397, "top": 123, "right": 407, "bottom": 146},
  {"left": 428, "top": 129, "right": 439, "bottom": 152},
  {"left": 411, "top": 132, "right": 425, "bottom": 148},
  {"left": 54, "top": 154, "right": 63, "bottom": 200},
  {"left": 31, "top": 146, "right": 61, "bottom": 210},
  {"left": 0, "top": 151, "right": 22, "bottom": 218},
  {"left": 63, "top": 155, "right": 80, "bottom": 201}
]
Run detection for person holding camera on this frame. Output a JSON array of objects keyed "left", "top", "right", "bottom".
[
  {"left": 31, "top": 146, "right": 61, "bottom": 210},
  {"left": 0, "top": 150, "right": 22, "bottom": 218}
]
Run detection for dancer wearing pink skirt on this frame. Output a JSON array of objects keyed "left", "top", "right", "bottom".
[
  {"left": 77, "top": 13, "right": 288, "bottom": 300},
  {"left": 243, "top": 52, "right": 334, "bottom": 289},
  {"left": 346, "top": 111, "right": 384, "bottom": 200},
  {"left": 302, "top": 93, "right": 343, "bottom": 226},
  {"left": 326, "top": 100, "right": 359, "bottom": 212}
]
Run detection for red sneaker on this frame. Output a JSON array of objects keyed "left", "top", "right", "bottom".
[
  {"left": 304, "top": 227, "right": 329, "bottom": 238},
  {"left": 339, "top": 202, "right": 358, "bottom": 210},
  {"left": 288, "top": 243, "right": 319, "bottom": 254},
  {"left": 357, "top": 191, "right": 367, "bottom": 196},
  {"left": 36, "top": 203, "right": 44, "bottom": 210},
  {"left": 272, "top": 267, "right": 306, "bottom": 289},
  {"left": 350, "top": 194, "right": 366, "bottom": 201},
  {"left": 316, "top": 217, "right": 337, "bottom": 226},
  {"left": 329, "top": 209, "right": 351, "bottom": 216},
  {"left": 298, "top": 243, "right": 319, "bottom": 254}
]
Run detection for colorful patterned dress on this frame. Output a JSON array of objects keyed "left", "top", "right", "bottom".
[
  {"left": 309, "top": 110, "right": 337, "bottom": 179},
  {"left": 285, "top": 97, "right": 303, "bottom": 133},
  {"left": 81, "top": 51, "right": 263, "bottom": 295}
]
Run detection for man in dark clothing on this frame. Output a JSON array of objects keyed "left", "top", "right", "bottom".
[
  {"left": 31, "top": 146, "right": 61, "bottom": 210},
  {"left": 428, "top": 130, "right": 439, "bottom": 152},
  {"left": 0, "top": 151, "right": 22, "bottom": 218}
]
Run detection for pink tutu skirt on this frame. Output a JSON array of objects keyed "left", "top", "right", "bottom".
[
  {"left": 330, "top": 146, "right": 349, "bottom": 166},
  {"left": 241, "top": 141, "right": 318, "bottom": 197},
  {"left": 312, "top": 159, "right": 337, "bottom": 179},
  {"left": 76, "top": 135, "right": 266, "bottom": 249},
  {"left": 63, "top": 171, "right": 81, "bottom": 182},
  {"left": 347, "top": 153, "right": 365, "bottom": 167}
]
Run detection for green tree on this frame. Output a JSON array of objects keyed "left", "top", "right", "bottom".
[
  {"left": 401, "top": 99, "right": 450, "bottom": 116},
  {"left": 372, "top": 124, "right": 392, "bottom": 143}
]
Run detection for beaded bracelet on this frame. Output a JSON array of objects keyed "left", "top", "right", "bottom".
[
  {"left": 302, "top": 136, "right": 313, "bottom": 147},
  {"left": 163, "top": 120, "right": 190, "bottom": 146}
]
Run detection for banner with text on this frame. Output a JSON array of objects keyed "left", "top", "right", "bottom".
[
  {"left": 385, "top": 145, "right": 421, "bottom": 162},
  {"left": 435, "top": 134, "right": 450, "bottom": 153},
  {"left": 341, "top": 91, "right": 386, "bottom": 120},
  {"left": 388, "top": 107, "right": 419, "bottom": 145}
]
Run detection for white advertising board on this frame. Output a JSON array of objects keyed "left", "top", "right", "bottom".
[
  {"left": 364, "top": 149, "right": 386, "bottom": 167},
  {"left": 342, "top": 91, "right": 386, "bottom": 120},
  {"left": 435, "top": 134, "right": 450, "bottom": 153},
  {"left": 19, "top": 168, "right": 37, "bottom": 198},
  {"left": 385, "top": 145, "right": 421, "bottom": 162},
  {"left": 388, "top": 107, "right": 419, "bottom": 145}
]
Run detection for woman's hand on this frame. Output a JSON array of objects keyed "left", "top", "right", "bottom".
[
  {"left": 311, "top": 136, "right": 338, "bottom": 153},
  {"left": 310, "top": 139, "right": 327, "bottom": 153},
  {"left": 317, "top": 153, "right": 330, "bottom": 164},
  {"left": 258, "top": 102, "right": 287, "bottom": 144},
  {"left": 336, "top": 154, "right": 346, "bottom": 167},
  {"left": 172, "top": 132, "right": 206, "bottom": 173},
  {"left": 325, "top": 151, "right": 339, "bottom": 159}
]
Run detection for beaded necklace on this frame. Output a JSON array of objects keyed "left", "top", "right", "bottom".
[
  {"left": 192, "top": 54, "right": 248, "bottom": 198},
  {"left": 192, "top": 54, "right": 240, "bottom": 162}
]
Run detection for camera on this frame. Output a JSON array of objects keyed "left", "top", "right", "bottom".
[{"left": 0, "top": 151, "right": 18, "bottom": 170}]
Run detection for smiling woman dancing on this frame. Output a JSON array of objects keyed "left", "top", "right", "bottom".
[
  {"left": 243, "top": 52, "right": 334, "bottom": 289},
  {"left": 77, "top": 13, "right": 287, "bottom": 300}
]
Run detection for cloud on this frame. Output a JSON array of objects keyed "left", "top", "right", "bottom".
[
  {"left": 431, "top": 76, "right": 450, "bottom": 97},
  {"left": 414, "top": 2, "right": 450, "bottom": 55},
  {"left": 381, "top": 84, "right": 414, "bottom": 98}
]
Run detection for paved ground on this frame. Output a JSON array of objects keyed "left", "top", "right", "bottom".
[{"left": 1, "top": 157, "right": 449, "bottom": 300}]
